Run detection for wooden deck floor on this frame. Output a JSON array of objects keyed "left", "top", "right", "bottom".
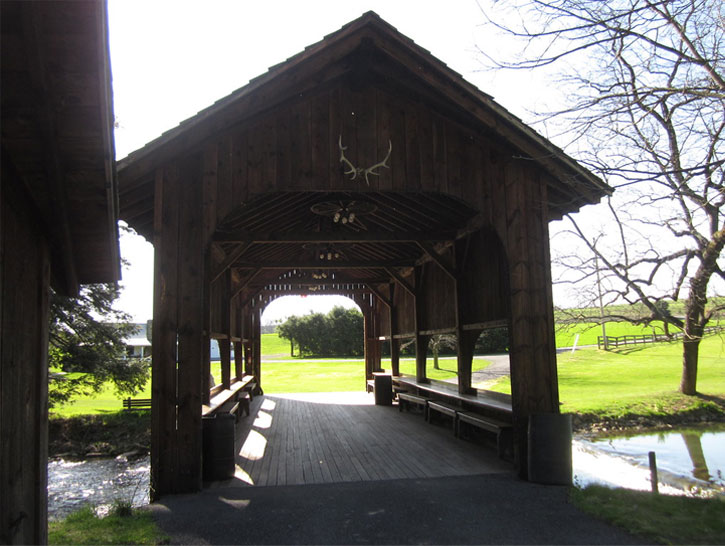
[{"left": 217, "top": 392, "right": 511, "bottom": 488}]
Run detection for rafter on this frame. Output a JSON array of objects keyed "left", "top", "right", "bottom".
[{"left": 213, "top": 229, "right": 455, "bottom": 244}]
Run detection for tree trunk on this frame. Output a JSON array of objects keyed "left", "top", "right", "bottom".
[
  {"left": 680, "top": 291, "right": 706, "bottom": 395},
  {"left": 680, "top": 336, "right": 700, "bottom": 395},
  {"left": 433, "top": 347, "right": 439, "bottom": 369}
]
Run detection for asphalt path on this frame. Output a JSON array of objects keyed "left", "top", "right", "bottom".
[{"left": 147, "top": 473, "right": 642, "bottom": 545}]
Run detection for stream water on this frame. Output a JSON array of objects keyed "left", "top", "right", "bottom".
[
  {"left": 47, "top": 425, "right": 725, "bottom": 520},
  {"left": 47, "top": 455, "right": 150, "bottom": 520},
  {"left": 573, "top": 424, "right": 725, "bottom": 497}
]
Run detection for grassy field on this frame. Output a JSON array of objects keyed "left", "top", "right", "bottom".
[
  {"left": 51, "top": 331, "right": 725, "bottom": 419},
  {"left": 490, "top": 334, "right": 725, "bottom": 419},
  {"left": 554, "top": 321, "right": 669, "bottom": 347}
]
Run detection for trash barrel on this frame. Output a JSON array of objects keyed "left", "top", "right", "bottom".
[
  {"left": 202, "top": 413, "right": 236, "bottom": 481},
  {"left": 373, "top": 372, "right": 393, "bottom": 406},
  {"left": 527, "top": 413, "right": 572, "bottom": 485}
]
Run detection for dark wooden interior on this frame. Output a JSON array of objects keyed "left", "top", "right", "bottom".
[
  {"left": 117, "top": 12, "right": 609, "bottom": 498},
  {"left": 1, "top": 2, "right": 119, "bottom": 543}
]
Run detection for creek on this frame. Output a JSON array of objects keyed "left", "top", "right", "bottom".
[
  {"left": 47, "top": 424, "right": 724, "bottom": 519},
  {"left": 48, "top": 455, "right": 150, "bottom": 520},
  {"left": 573, "top": 424, "right": 725, "bottom": 497}
]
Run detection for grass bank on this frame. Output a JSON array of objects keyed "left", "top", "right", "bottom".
[
  {"left": 570, "top": 485, "right": 725, "bottom": 544},
  {"left": 49, "top": 411, "right": 150, "bottom": 459},
  {"left": 49, "top": 505, "right": 167, "bottom": 546},
  {"left": 490, "top": 335, "right": 725, "bottom": 430}
]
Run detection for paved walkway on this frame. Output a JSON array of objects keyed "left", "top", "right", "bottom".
[
  {"left": 148, "top": 473, "right": 641, "bottom": 544},
  {"left": 147, "top": 391, "right": 641, "bottom": 544}
]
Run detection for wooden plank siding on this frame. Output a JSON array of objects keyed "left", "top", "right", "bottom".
[{"left": 1, "top": 182, "right": 52, "bottom": 545}]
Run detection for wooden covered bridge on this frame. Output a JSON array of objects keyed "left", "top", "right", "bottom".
[{"left": 118, "top": 12, "right": 609, "bottom": 498}]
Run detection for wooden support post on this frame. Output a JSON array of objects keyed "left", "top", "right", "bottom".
[
  {"left": 390, "top": 338, "right": 400, "bottom": 376},
  {"left": 150, "top": 155, "right": 207, "bottom": 499},
  {"left": 151, "top": 165, "right": 179, "bottom": 500},
  {"left": 174, "top": 154, "right": 205, "bottom": 495},
  {"left": 457, "top": 330, "right": 479, "bottom": 395},
  {"left": 252, "top": 306, "right": 262, "bottom": 391},
  {"left": 220, "top": 269, "right": 232, "bottom": 389},
  {"left": 1, "top": 186, "right": 52, "bottom": 544},
  {"left": 234, "top": 340, "right": 244, "bottom": 381},
  {"left": 506, "top": 169, "right": 560, "bottom": 479},
  {"left": 361, "top": 300, "right": 375, "bottom": 379},
  {"left": 389, "top": 284, "right": 400, "bottom": 376},
  {"left": 413, "top": 266, "right": 428, "bottom": 382},
  {"left": 219, "top": 338, "right": 231, "bottom": 389}
]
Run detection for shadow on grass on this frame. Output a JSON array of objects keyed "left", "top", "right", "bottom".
[{"left": 696, "top": 393, "right": 725, "bottom": 407}]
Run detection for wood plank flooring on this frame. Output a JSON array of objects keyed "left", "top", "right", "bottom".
[{"left": 219, "top": 392, "right": 510, "bottom": 488}]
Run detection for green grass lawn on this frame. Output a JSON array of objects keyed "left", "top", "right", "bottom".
[
  {"left": 570, "top": 485, "right": 725, "bottom": 545},
  {"left": 490, "top": 334, "right": 725, "bottom": 418},
  {"left": 49, "top": 505, "right": 167, "bottom": 546},
  {"left": 52, "top": 332, "right": 725, "bottom": 419}
]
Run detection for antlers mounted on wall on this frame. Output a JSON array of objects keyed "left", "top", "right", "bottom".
[{"left": 338, "top": 135, "right": 392, "bottom": 185}]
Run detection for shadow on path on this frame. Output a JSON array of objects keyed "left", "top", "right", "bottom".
[{"left": 147, "top": 473, "right": 641, "bottom": 545}]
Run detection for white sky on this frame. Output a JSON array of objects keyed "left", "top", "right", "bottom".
[{"left": 108, "top": 0, "right": 569, "bottom": 323}]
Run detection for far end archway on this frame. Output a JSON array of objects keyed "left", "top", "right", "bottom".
[{"left": 260, "top": 295, "right": 369, "bottom": 393}]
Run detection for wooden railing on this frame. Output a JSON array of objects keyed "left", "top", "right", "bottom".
[{"left": 598, "top": 326, "right": 723, "bottom": 350}]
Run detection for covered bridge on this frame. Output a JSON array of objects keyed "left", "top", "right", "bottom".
[{"left": 118, "top": 12, "right": 610, "bottom": 498}]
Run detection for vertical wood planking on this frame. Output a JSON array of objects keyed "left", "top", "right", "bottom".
[
  {"left": 174, "top": 153, "right": 205, "bottom": 493},
  {"left": 1, "top": 188, "right": 51, "bottom": 544},
  {"left": 151, "top": 164, "right": 180, "bottom": 498},
  {"left": 310, "top": 92, "right": 330, "bottom": 189}
]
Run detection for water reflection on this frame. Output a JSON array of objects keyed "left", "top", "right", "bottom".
[
  {"left": 574, "top": 424, "right": 725, "bottom": 497},
  {"left": 48, "top": 456, "right": 150, "bottom": 520}
]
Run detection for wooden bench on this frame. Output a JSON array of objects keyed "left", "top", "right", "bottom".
[
  {"left": 122, "top": 397, "right": 151, "bottom": 410},
  {"left": 203, "top": 376, "right": 255, "bottom": 420},
  {"left": 426, "top": 400, "right": 458, "bottom": 432},
  {"left": 456, "top": 411, "right": 513, "bottom": 460},
  {"left": 398, "top": 393, "right": 430, "bottom": 418}
]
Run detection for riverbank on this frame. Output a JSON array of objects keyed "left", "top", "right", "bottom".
[
  {"left": 49, "top": 411, "right": 150, "bottom": 460},
  {"left": 571, "top": 393, "right": 725, "bottom": 436}
]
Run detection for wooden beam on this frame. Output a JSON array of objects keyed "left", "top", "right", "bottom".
[
  {"left": 364, "top": 283, "right": 392, "bottom": 308},
  {"left": 462, "top": 319, "right": 508, "bottom": 331},
  {"left": 236, "top": 259, "right": 416, "bottom": 269},
  {"left": 416, "top": 241, "right": 457, "bottom": 279},
  {"left": 214, "top": 230, "right": 455, "bottom": 244},
  {"left": 419, "top": 328, "right": 456, "bottom": 336},
  {"left": 384, "top": 267, "right": 415, "bottom": 297},
  {"left": 231, "top": 268, "right": 263, "bottom": 300},
  {"left": 210, "top": 241, "right": 252, "bottom": 283}
]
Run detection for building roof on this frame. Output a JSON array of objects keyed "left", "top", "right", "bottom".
[
  {"left": 1, "top": 0, "right": 120, "bottom": 294},
  {"left": 118, "top": 11, "right": 611, "bottom": 240}
]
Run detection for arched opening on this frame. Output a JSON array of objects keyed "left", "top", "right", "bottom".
[{"left": 258, "top": 295, "right": 368, "bottom": 394}]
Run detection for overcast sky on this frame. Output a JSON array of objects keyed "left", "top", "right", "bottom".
[{"left": 108, "top": 0, "right": 565, "bottom": 323}]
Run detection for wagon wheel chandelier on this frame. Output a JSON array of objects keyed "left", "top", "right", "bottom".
[{"left": 310, "top": 199, "right": 377, "bottom": 229}]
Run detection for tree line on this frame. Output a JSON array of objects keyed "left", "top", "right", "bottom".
[{"left": 277, "top": 306, "right": 364, "bottom": 357}]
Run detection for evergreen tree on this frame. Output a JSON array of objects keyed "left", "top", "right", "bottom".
[{"left": 48, "top": 283, "right": 149, "bottom": 408}]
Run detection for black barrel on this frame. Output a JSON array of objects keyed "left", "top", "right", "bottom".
[
  {"left": 373, "top": 373, "right": 393, "bottom": 405},
  {"left": 527, "top": 413, "right": 572, "bottom": 485},
  {"left": 202, "top": 413, "right": 236, "bottom": 481}
]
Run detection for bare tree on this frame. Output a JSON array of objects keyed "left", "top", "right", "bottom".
[{"left": 478, "top": 0, "right": 724, "bottom": 394}]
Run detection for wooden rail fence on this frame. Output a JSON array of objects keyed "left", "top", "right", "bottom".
[{"left": 598, "top": 326, "right": 723, "bottom": 350}]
